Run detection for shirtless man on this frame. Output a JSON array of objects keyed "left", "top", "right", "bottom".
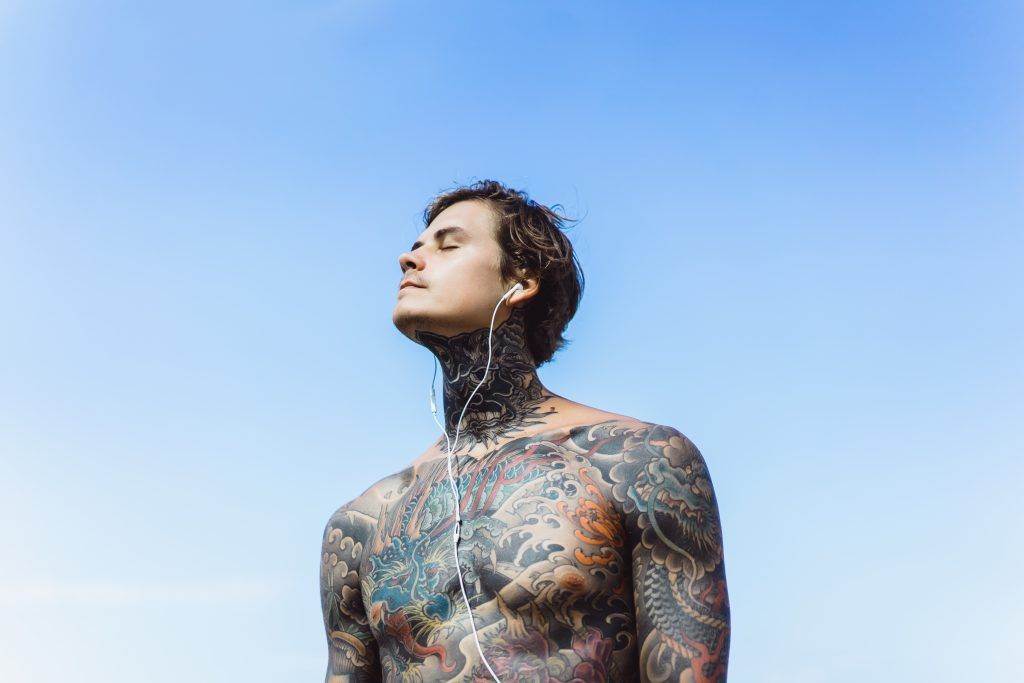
[{"left": 319, "top": 180, "right": 731, "bottom": 682}]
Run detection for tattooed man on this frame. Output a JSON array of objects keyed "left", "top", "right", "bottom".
[{"left": 320, "top": 180, "right": 730, "bottom": 682}]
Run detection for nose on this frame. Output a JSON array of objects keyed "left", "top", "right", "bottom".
[{"left": 398, "top": 248, "right": 424, "bottom": 275}]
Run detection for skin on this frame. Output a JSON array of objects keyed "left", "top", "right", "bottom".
[{"left": 320, "top": 200, "right": 730, "bottom": 682}]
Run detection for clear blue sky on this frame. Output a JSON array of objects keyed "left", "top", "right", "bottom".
[{"left": 2, "top": 1, "right": 1021, "bottom": 681}]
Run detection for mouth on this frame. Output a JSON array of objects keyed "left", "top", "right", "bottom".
[{"left": 399, "top": 282, "right": 425, "bottom": 291}]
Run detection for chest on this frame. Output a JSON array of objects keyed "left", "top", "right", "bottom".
[{"left": 359, "top": 445, "right": 630, "bottom": 635}]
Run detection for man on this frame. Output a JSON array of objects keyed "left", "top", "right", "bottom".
[{"left": 320, "top": 180, "right": 730, "bottom": 682}]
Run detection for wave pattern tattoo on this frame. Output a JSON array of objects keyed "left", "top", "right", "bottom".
[{"left": 320, "top": 420, "right": 731, "bottom": 682}]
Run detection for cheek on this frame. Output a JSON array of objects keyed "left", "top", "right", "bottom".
[
  {"left": 436, "top": 259, "right": 503, "bottom": 308},
  {"left": 440, "top": 285, "right": 488, "bottom": 314}
]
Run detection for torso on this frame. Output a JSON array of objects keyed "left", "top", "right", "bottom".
[{"left": 358, "top": 414, "right": 647, "bottom": 681}]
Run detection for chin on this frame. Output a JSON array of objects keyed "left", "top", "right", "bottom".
[
  {"left": 395, "top": 302, "right": 473, "bottom": 342},
  {"left": 392, "top": 303, "right": 435, "bottom": 340}
]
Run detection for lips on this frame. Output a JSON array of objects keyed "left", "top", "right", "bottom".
[{"left": 399, "top": 281, "right": 425, "bottom": 291}]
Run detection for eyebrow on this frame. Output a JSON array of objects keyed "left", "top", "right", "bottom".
[{"left": 410, "top": 225, "right": 468, "bottom": 251}]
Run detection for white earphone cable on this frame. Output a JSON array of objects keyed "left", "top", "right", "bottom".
[{"left": 428, "top": 283, "right": 520, "bottom": 683}]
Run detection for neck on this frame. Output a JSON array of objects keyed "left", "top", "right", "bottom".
[{"left": 415, "top": 307, "right": 556, "bottom": 452}]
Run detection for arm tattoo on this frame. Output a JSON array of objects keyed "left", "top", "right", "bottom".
[
  {"left": 321, "top": 505, "right": 382, "bottom": 681},
  {"left": 604, "top": 424, "right": 731, "bottom": 682}
]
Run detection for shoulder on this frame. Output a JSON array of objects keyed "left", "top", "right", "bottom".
[
  {"left": 596, "top": 419, "right": 709, "bottom": 466},
  {"left": 574, "top": 420, "right": 720, "bottom": 518},
  {"left": 607, "top": 422, "right": 716, "bottom": 504},
  {"left": 566, "top": 418, "right": 705, "bottom": 463},
  {"left": 321, "top": 466, "right": 414, "bottom": 546},
  {"left": 568, "top": 420, "right": 716, "bottom": 491},
  {"left": 604, "top": 423, "right": 725, "bottom": 571},
  {"left": 631, "top": 422, "right": 710, "bottom": 469}
]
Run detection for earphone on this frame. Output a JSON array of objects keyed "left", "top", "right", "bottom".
[{"left": 427, "top": 281, "right": 524, "bottom": 683}]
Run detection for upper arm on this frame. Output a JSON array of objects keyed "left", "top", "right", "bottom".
[
  {"left": 320, "top": 505, "right": 381, "bottom": 682},
  {"left": 613, "top": 424, "right": 731, "bottom": 682}
]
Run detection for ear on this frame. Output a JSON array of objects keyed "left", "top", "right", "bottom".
[{"left": 507, "top": 272, "right": 540, "bottom": 308}]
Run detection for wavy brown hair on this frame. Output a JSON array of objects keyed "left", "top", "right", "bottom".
[{"left": 422, "top": 179, "right": 585, "bottom": 367}]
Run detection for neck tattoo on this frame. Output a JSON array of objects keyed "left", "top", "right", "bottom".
[{"left": 415, "top": 307, "right": 557, "bottom": 453}]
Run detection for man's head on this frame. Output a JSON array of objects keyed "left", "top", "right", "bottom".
[{"left": 393, "top": 179, "right": 584, "bottom": 367}]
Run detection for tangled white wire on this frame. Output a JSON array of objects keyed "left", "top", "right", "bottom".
[{"left": 428, "top": 283, "right": 521, "bottom": 683}]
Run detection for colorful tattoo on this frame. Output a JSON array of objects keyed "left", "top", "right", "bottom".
[{"left": 321, "top": 420, "right": 730, "bottom": 681}]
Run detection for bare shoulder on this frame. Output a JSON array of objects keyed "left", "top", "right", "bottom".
[
  {"left": 591, "top": 421, "right": 725, "bottom": 567},
  {"left": 322, "top": 465, "right": 414, "bottom": 544},
  {"left": 590, "top": 420, "right": 717, "bottom": 492},
  {"left": 560, "top": 414, "right": 701, "bottom": 455},
  {"left": 550, "top": 401, "right": 646, "bottom": 430},
  {"left": 320, "top": 472, "right": 397, "bottom": 677},
  {"left": 559, "top": 403, "right": 714, "bottom": 459},
  {"left": 603, "top": 422, "right": 730, "bottom": 680},
  {"left": 568, "top": 419, "right": 721, "bottom": 520},
  {"left": 574, "top": 417, "right": 707, "bottom": 458}
]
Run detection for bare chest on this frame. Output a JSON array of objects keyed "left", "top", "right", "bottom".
[{"left": 359, "top": 438, "right": 637, "bottom": 680}]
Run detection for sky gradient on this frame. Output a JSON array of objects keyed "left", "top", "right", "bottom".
[{"left": 2, "top": 1, "right": 1022, "bottom": 681}]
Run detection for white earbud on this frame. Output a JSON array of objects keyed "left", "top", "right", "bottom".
[{"left": 502, "top": 281, "right": 525, "bottom": 301}]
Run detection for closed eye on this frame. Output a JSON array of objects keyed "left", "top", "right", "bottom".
[{"left": 441, "top": 246, "right": 459, "bottom": 250}]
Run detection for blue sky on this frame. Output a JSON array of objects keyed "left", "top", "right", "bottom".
[{"left": 1, "top": 1, "right": 1021, "bottom": 681}]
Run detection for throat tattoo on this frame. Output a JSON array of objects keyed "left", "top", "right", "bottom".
[{"left": 414, "top": 308, "right": 556, "bottom": 452}]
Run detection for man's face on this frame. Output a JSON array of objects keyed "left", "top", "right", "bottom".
[{"left": 393, "top": 199, "right": 514, "bottom": 341}]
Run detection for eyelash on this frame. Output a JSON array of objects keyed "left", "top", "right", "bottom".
[{"left": 442, "top": 246, "right": 459, "bottom": 250}]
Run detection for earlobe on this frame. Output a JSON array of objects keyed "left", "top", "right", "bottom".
[
  {"left": 504, "top": 274, "right": 539, "bottom": 307},
  {"left": 506, "top": 280, "right": 534, "bottom": 307},
  {"left": 503, "top": 282, "right": 525, "bottom": 304},
  {"left": 522, "top": 278, "right": 541, "bottom": 304}
]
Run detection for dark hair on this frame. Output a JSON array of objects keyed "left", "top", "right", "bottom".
[{"left": 422, "top": 179, "right": 585, "bottom": 367}]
